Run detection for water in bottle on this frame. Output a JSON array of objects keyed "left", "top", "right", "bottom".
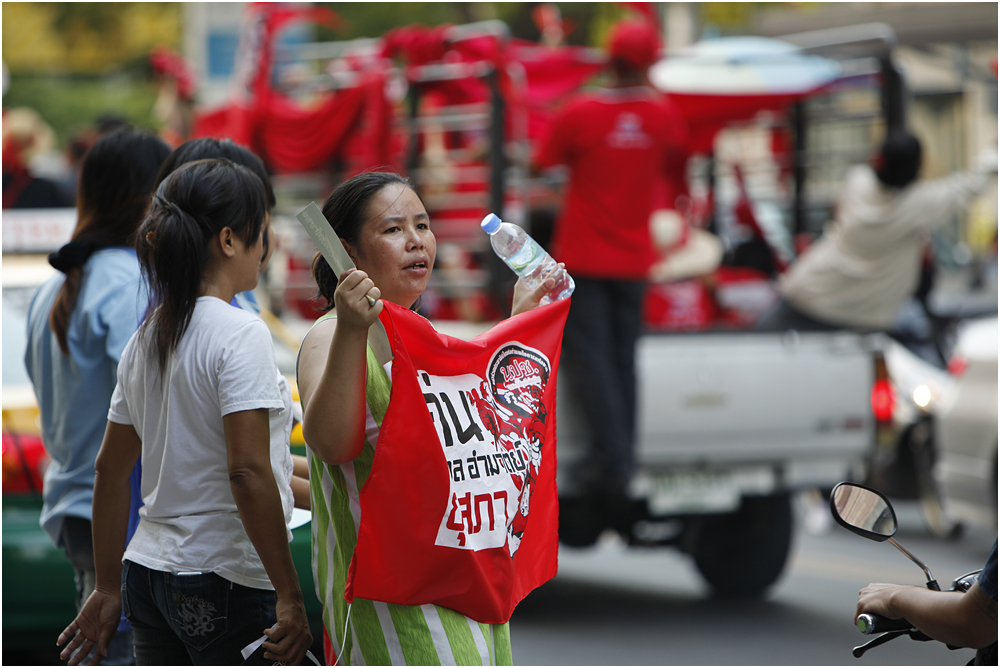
[{"left": 481, "top": 213, "right": 575, "bottom": 304}]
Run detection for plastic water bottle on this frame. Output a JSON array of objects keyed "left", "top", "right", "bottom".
[{"left": 481, "top": 213, "right": 574, "bottom": 304}]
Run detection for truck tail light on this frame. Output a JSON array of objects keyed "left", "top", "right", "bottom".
[
  {"left": 871, "top": 379, "right": 896, "bottom": 422},
  {"left": 946, "top": 355, "right": 968, "bottom": 378},
  {"left": 871, "top": 354, "right": 895, "bottom": 423}
]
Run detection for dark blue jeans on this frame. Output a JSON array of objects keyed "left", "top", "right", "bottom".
[
  {"left": 122, "top": 560, "right": 277, "bottom": 665},
  {"left": 560, "top": 277, "right": 647, "bottom": 496}
]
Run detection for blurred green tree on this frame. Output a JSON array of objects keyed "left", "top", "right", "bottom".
[
  {"left": 3, "top": 2, "right": 181, "bottom": 74},
  {"left": 1, "top": 2, "right": 645, "bottom": 146},
  {"left": 318, "top": 2, "right": 629, "bottom": 47},
  {"left": 2, "top": 3, "right": 180, "bottom": 144}
]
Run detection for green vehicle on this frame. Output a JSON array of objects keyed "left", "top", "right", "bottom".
[
  {"left": 2, "top": 490, "right": 323, "bottom": 657},
  {"left": 3, "top": 460, "right": 323, "bottom": 663}
]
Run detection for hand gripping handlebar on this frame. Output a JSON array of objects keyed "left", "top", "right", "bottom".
[{"left": 856, "top": 613, "right": 914, "bottom": 635}]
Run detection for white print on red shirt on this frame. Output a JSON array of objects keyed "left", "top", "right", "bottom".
[
  {"left": 606, "top": 112, "right": 653, "bottom": 150},
  {"left": 425, "top": 342, "right": 552, "bottom": 557}
]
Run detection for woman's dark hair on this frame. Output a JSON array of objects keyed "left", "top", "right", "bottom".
[
  {"left": 156, "top": 137, "right": 276, "bottom": 259},
  {"left": 155, "top": 137, "right": 275, "bottom": 209},
  {"left": 137, "top": 158, "right": 268, "bottom": 374},
  {"left": 48, "top": 128, "right": 170, "bottom": 354},
  {"left": 312, "top": 170, "right": 415, "bottom": 311},
  {"left": 875, "top": 130, "right": 922, "bottom": 189}
]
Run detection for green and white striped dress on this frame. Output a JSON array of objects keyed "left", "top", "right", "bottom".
[{"left": 306, "top": 315, "right": 513, "bottom": 666}]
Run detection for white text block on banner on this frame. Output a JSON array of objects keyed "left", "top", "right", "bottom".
[{"left": 2, "top": 209, "right": 77, "bottom": 253}]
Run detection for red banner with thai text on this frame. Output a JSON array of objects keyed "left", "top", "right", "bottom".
[{"left": 346, "top": 298, "right": 570, "bottom": 623}]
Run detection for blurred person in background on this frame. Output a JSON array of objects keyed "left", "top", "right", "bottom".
[
  {"left": 2, "top": 107, "right": 75, "bottom": 208},
  {"left": 758, "top": 130, "right": 998, "bottom": 333},
  {"left": 856, "top": 539, "right": 996, "bottom": 665},
  {"left": 25, "top": 128, "right": 171, "bottom": 665},
  {"left": 533, "top": 18, "right": 688, "bottom": 535},
  {"left": 57, "top": 113, "right": 133, "bottom": 204},
  {"left": 149, "top": 47, "right": 196, "bottom": 147}
]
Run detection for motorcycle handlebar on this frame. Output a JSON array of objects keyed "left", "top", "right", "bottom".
[{"left": 857, "top": 613, "right": 914, "bottom": 635}]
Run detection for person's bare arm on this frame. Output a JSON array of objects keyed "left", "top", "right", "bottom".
[
  {"left": 291, "top": 453, "right": 309, "bottom": 479},
  {"left": 226, "top": 409, "right": 311, "bottom": 664},
  {"left": 58, "top": 421, "right": 141, "bottom": 665},
  {"left": 299, "top": 269, "right": 382, "bottom": 465},
  {"left": 856, "top": 581, "right": 997, "bottom": 649},
  {"left": 290, "top": 455, "right": 311, "bottom": 511}
]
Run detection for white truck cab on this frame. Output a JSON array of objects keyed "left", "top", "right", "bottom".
[{"left": 556, "top": 328, "right": 888, "bottom": 596}]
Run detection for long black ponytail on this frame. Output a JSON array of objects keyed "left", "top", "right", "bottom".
[
  {"left": 136, "top": 158, "right": 267, "bottom": 374},
  {"left": 48, "top": 128, "right": 169, "bottom": 354}
]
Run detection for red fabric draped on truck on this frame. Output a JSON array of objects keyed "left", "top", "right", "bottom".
[
  {"left": 192, "top": 11, "right": 607, "bottom": 173},
  {"left": 192, "top": 3, "right": 394, "bottom": 173},
  {"left": 193, "top": 74, "right": 390, "bottom": 173}
]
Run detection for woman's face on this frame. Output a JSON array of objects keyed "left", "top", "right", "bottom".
[
  {"left": 257, "top": 213, "right": 274, "bottom": 274},
  {"left": 347, "top": 184, "right": 436, "bottom": 308},
  {"left": 234, "top": 218, "right": 267, "bottom": 293}
]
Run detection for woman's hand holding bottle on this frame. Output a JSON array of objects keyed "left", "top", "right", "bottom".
[{"left": 511, "top": 263, "right": 566, "bottom": 317}]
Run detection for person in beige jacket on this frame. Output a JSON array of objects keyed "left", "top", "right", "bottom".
[{"left": 759, "top": 130, "right": 996, "bottom": 332}]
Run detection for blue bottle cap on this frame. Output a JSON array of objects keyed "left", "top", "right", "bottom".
[{"left": 481, "top": 213, "right": 502, "bottom": 234}]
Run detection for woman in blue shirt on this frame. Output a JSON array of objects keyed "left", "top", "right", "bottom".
[{"left": 25, "top": 127, "right": 170, "bottom": 665}]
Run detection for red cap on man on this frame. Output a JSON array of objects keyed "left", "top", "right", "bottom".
[{"left": 607, "top": 19, "right": 661, "bottom": 71}]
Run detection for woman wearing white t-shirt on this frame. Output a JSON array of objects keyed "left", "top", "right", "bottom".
[{"left": 57, "top": 159, "right": 312, "bottom": 666}]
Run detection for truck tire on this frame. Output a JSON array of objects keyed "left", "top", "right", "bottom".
[
  {"left": 691, "top": 492, "right": 793, "bottom": 598},
  {"left": 910, "top": 420, "right": 962, "bottom": 539}
]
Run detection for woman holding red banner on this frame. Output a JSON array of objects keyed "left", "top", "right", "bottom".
[{"left": 297, "top": 171, "right": 557, "bottom": 665}]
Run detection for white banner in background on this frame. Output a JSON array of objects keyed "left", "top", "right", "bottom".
[{"left": 2, "top": 208, "right": 77, "bottom": 253}]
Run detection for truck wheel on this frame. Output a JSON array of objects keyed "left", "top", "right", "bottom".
[
  {"left": 910, "top": 420, "right": 962, "bottom": 539},
  {"left": 691, "top": 493, "right": 792, "bottom": 598}
]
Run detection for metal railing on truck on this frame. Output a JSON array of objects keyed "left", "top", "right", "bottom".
[{"left": 271, "top": 21, "right": 534, "bottom": 319}]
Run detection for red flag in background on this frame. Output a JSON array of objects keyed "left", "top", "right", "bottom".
[
  {"left": 347, "top": 298, "right": 570, "bottom": 624},
  {"left": 621, "top": 1, "right": 661, "bottom": 32}
]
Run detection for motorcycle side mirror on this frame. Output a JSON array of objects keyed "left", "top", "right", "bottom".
[
  {"left": 829, "top": 482, "right": 897, "bottom": 542},
  {"left": 829, "top": 481, "right": 941, "bottom": 590}
]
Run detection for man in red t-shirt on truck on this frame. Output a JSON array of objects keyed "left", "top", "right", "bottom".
[{"left": 534, "top": 18, "right": 688, "bottom": 542}]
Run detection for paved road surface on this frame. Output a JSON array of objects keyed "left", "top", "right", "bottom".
[
  {"left": 6, "top": 500, "right": 991, "bottom": 666},
  {"left": 510, "top": 497, "right": 995, "bottom": 665}
]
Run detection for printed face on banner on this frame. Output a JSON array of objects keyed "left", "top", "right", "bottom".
[{"left": 423, "top": 342, "right": 552, "bottom": 557}]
